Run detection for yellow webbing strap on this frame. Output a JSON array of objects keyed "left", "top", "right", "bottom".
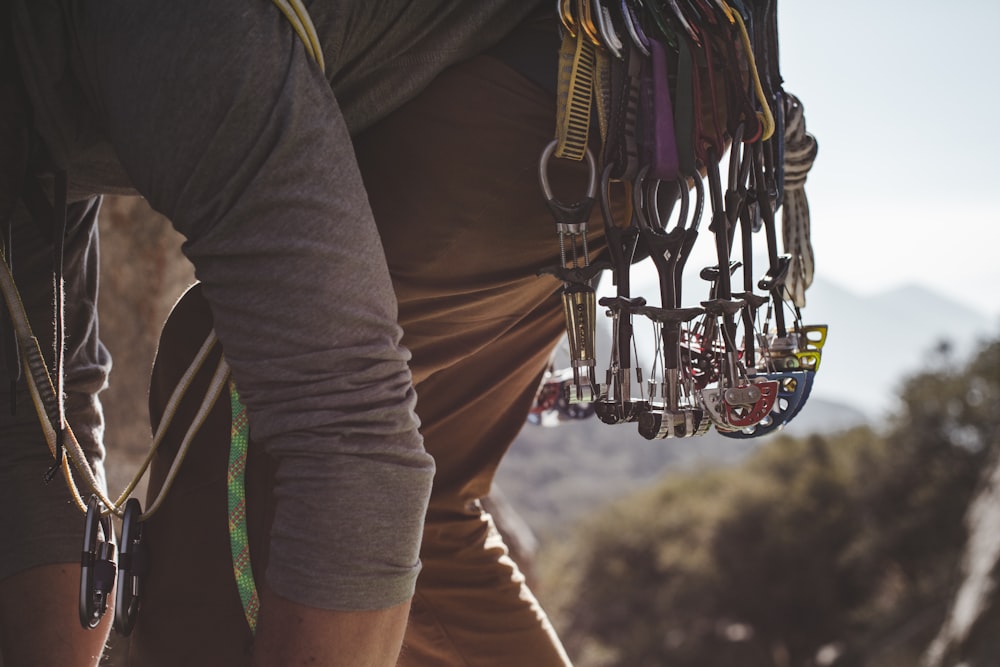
[
  {"left": 555, "top": 29, "right": 597, "bottom": 161},
  {"left": 554, "top": 0, "right": 612, "bottom": 162},
  {"left": 270, "top": 0, "right": 325, "bottom": 72}
]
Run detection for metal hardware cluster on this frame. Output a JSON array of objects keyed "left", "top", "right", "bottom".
[
  {"left": 535, "top": 0, "right": 826, "bottom": 438},
  {"left": 79, "top": 496, "right": 148, "bottom": 634}
]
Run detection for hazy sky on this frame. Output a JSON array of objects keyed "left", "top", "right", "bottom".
[{"left": 776, "top": 1, "right": 1000, "bottom": 319}]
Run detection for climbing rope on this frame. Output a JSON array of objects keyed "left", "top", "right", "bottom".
[
  {"left": 0, "top": 248, "right": 231, "bottom": 518},
  {"left": 227, "top": 383, "right": 259, "bottom": 633},
  {"left": 270, "top": 0, "right": 324, "bottom": 72},
  {"left": 781, "top": 93, "right": 818, "bottom": 309}
]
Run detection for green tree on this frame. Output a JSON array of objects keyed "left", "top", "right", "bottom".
[{"left": 541, "top": 336, "right": 1000, "bottom": 667}]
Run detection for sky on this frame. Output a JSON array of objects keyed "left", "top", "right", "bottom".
[{"left": 774, "top": 1, "right": 1000, "bottom": 320}]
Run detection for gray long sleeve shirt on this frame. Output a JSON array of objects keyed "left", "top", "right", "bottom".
[{"left": 9, "top": 0, "right": 541, "bottom": 610}]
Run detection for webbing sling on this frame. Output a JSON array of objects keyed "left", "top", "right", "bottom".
[{"left": 554, "top": 28, "right": 597, "bottom": 161}]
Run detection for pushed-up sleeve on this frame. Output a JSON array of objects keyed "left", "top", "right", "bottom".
[{"left": 79, "top": 0, "right": 434, "bottom": 610}]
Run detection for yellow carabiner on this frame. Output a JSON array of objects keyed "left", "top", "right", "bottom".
[
  {"left": 559, "top": 0, "right": 578, "bottom": 37},
  {"left": 577, "top": 0, "right": 604, "bottom": 48}
]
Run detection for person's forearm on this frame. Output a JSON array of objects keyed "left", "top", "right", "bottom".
[{"left": 252, "top": 586, "right": 411, "bottom": 667}]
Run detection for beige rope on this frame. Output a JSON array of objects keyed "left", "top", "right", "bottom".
[
  {"left": 1, "top": 245, "right": 225, "bottom": 517},
  {"left": 781, "top": 93, "right": 818, "bottom": 308}
]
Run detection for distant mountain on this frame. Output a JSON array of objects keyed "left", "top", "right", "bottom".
[{"left": 804, "top": 277, "right": 996, "bottom": 416}]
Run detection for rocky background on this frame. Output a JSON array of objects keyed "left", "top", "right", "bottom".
[{"left": 96, "top": 196, "right": 194, "bottom": 498}]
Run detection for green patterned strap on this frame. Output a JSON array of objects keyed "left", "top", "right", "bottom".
[{"left": 228, "top": 383, "right": 259, "bottom": 633}]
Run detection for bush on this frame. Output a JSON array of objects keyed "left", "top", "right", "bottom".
[{"left": 541, "top": 338, "right": 1000, "bottom": 667}]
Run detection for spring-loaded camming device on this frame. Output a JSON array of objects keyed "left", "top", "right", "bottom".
[
  {"left": 695, "top": 137, "right": 778, "bottom": 432},
  {"left": 632, "top": 168, "right": 709, "bottom": 438},
  {"left": 539, "top": 141, "right": 605, "bottom": 404},
  {"left": 594, "top": 163, "right": 648, "bottom": 424}
]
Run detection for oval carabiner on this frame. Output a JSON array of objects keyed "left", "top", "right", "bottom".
[
  {"left": 538, "top": 139, "right": 597, "bottom": 204},
  {"left": 558, "top": 0, "right": 578, "bottom": 37},
  {"left": 79, "top": 495, "right": 116, "bottom": 629},
  {"left": 630, "top": 164, "right": 652, "bottom": 231},
  {"left": 592, "top": 0, "right": 624, "bottom": 59},
  {"left": 648, "top": 175, "right": 691, "bottom": 235},
  {"left": 114, "top": 497, "right": 147, "bottom": 636}
]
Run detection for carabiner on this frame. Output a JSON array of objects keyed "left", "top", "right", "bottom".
[
  {"left": 539, "top": 139, "right": 598, "bottom": 209},
  {"left": 114, "top": 498, "right": 147, "bottom": 636},
  {"left": 558, "top": 0, "right": 578, "bottom": 37},
  {"left": 619, "top": 0, "right": 651, "bottom": 57},
  {"left": 578, "top": 0, "right": 604, "bottom": 48},
  {"left": 79, "top": 495, "right": 116, "bottom": 629},
  {"left": 592, "top": 0, "right": 624, "bottom": 59}
]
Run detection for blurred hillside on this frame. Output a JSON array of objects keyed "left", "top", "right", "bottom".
[
  {"left": 535, "top": 338, "right": 1000, "bottom": 667},
  {"left": 495, "top": 396, "right": 867, "bottom": 538}
]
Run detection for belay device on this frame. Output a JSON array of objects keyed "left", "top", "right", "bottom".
[{"left": 534, "top": 0, "right": 826, "bottom": 439}]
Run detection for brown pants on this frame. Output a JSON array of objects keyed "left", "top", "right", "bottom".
[{"left": 130, "top": 55, "right": 608, "bottom": 666}]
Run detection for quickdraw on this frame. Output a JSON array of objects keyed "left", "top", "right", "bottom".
[{"left": 537, "top": 0, "right": 825, "bottom": 438}]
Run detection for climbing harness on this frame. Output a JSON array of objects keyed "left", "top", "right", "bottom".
[{"left": 536, "top": 0, "right": 826, "bottom": 438}]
